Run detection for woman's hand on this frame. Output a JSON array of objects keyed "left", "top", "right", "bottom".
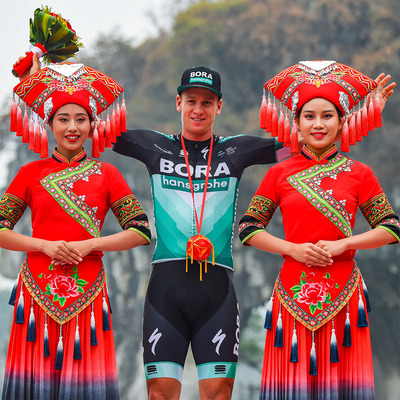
[
  {"left": 52, "top": 239, "right": 94, "bottom": 265},
  {"left": 13, "top": 52, "right": 41, "bottom": 81},
  {"left": 290, "top": 242, "right": 333, "bottom": 267},
  {"left": 41, "top": 240, "right": 83, "bottom": 265},
  {"left": 315, "top": 239, "right": 347, "bottom": 257},
  {"left": 373, "top": 73, "right": 396, "bottom": 110}
]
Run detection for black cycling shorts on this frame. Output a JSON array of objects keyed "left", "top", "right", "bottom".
[{"left": 142, "top": 260, "right": 240, "bottom": 382}]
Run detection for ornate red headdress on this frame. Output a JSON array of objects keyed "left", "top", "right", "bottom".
[
  {"left": 10, "top": 63, "right": 127, "bottom": 158},
  {"left": 259, "top": 60, "right": 382, "bottom": 152}
]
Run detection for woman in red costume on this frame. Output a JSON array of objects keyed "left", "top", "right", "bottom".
[
  {"left": 0, "top": 56, "right": 151, "bottom": 399},
  {"left": 238, "top": 61, "right": 399, "bottom": 400}
]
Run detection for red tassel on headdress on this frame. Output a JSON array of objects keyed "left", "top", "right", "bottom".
[
  {"left": 105, "top": 115, "right": 112, "bottom": 148},
  {"left": 361, "top": 103, "right": 368, "bottom": 137},
  {"left": 110, "top": 109, "right": 116, "bottom": 143},
  {"left": 290, "top": 121, "right": 299, "bottom": 153},
  {"left": 266, "top": 97, "right": 272, "bottom": 132},
  {"left": 28, "top": 115, "right": 35, "bottom": 150},
  {"left": 115, "top": 103, "right": 121, "bottom": 137},
  {"left": 91, "top": 125, "right": 100, "bottom": 158},
  {"left": 98, "top": 119, "right": 105, "bottom": 152},
  {"left": 22, "top": 109, "right": 29, "bottom": 143},
  {"left": 34, "top": 124, "right": 41, "bottom": 153},
  {"left": 340, "top": 120, "right": 350, "bottom": 152},
  {"left": 271, "top": 103, "right": 278, "bottom": 137},
  {"left": 16, "top": 103, "right": 23, "bottom": 137},
  {"left": 367, "top": 101, "right": 375, "bottom": 132},
  {"left": 259, "top": 94, "right": 268, "bottom": 129},
  {"left": 120, "top": 99, "right": 127, "bottom": 132},
  {"left": 40, "top": 127, "right": 48, "bottom": 158},
  {"left": 284, "top": 111, "right": 291, "bottom": 147},
  {"left": 277, "top": 108, "right": 284, "bottom": 143},
  {"left": 373, "top": 95, "right": 382, "bottom": 128},
  {"left": 356, "top": 109, "right": 362, "bottom": 142},
  {"left": 10, "top": 97, "right": 17, "bottom": 132},
  {"left": 349, "top": 114, "right": 356, "bottom": 146}
]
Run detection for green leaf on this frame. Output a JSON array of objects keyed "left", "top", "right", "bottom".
[
  {"left": 78, "top": 287, "right": 84, "bottom": 293},
  {"left": 317, "top": 301, "right": 323, "bottom": 310},
  {"left": 326, "top": 272, "right": 330, "bottom": 279},
  {"left": 326, "top": 292, "right": 331, "bottom": 300},
  {"left": 290, "top": 285, "right": 302, "bottom": 292},
  {"left": 59, "top": 297, "right": 66, "bottom": 307},
  {"left": 76, "top": 279, "right": 88, "bottom": 287},
  {"left": 310, "top": 304, "right": 317, "bottom": 314}
]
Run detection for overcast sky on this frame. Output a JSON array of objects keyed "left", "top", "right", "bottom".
[{"left": 0, "top": 0, "right": 172, "bottom": 106}]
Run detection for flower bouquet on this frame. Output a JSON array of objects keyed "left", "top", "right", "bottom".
[{"left": 12, "top": 6, "right": 83, "bottom": 78}]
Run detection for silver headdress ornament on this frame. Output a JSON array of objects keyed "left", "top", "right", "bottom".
[
  {"left": 89, "top": 97, "right": 98, "bottom": 123},
  {"left": 291, "top": 91, "right": 299, "bottom": 116},
  {"left": 339, "top": 91, "right": 350, "bottom": 117},
  {"left": 43, "top": 98, "right": 54, "bottom": 124}
]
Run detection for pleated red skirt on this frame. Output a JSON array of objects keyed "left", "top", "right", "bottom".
[
  {"left": 2, "top": 277, "right": 119, "bottom": 400},
  {"left": 259, "top": 280, "right": 374, "bottom": 400}
]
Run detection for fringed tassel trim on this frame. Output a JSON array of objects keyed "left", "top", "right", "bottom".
[
  {"left": 343, "top": 303, "right": 352, "bottom": 347},
  {"left": 10, "top": 94, "right": 17, "bottom": 132},
  {"left": 15, "top": 282, "right": 25, "bottom": 324},
  {"left": 27, "top": 298, "right": 36, "bottom": 342},
  {"left": 264, "top": 293, "right": 274, "bottom": 330},
  {"left": 259, "top": 92, "right": 268, "bottom": 130},
  {"left": 54, "top": 324, "right": 64, "bottom": 370},
  {"left": 290, "top": 318, "right": 298, "bottom": 362},
  {"left": 44, "top": 314, "right": 50, "bottom": 357},
  {"left": 274, "top": 303, "right": 283, "bottom": 347},
  {"left": 91, "top": 301, "right": 98, "bottom": 346},
  {"left": 103, "top": 288, "right": 111, "bottom": 331},
  {"left": 330, "top": 318, "right": 339, "bottom": 363},
  {"left": 357, "top": 283, "right": 369, "bottom": 327},
  {"left": 362, "top": 275, "right": 371, "bottom": 312},
  {"left": 8, "top": 276, "right": 18, "bottom": 306},
  {"left": 309, "top": 331, "right": 317, "bottom": 376},
  {"left": 74, "top": 315, "right": 82, "bottom": 360}
]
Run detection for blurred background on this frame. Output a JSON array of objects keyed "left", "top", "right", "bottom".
[{"left": 0, "top": 0, "right": 399, "bottom": 398}]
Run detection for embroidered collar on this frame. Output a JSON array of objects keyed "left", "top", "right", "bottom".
[
  {"left": 52, "top": 148, "right": 87, "bottom": 164},
  {"left": 301, "top": 145, "right": 338, "bottom": 161}
]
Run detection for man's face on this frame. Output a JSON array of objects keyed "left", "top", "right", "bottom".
[{"left": 177, "top": 87, "right": 222, "bottom": 141}]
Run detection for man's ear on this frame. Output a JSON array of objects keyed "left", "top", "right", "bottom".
[
  {"left": 176, "top": 95, "right": 182, "bottom": 112},
  {"left": 216, "top": 99, "right": 223, "bottom": 115}
]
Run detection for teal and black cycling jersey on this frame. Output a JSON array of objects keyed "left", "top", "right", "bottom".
[{"left": 114, "top": 129, "right": 287, "bottom": 270}]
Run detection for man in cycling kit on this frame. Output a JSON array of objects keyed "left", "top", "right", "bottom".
[{"left": 113, "top": 66, "right": 289, "bottom": 399}]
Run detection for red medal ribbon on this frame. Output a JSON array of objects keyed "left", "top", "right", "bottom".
[{"left": 181, "top": 134, "right": 215, "bottom": 280}]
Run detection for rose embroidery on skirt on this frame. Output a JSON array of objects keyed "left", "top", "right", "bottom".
[
  {"left": 291, "top": 271, "right": 340, "bottom": 315},
  {"left": 39, "top": 264, "right": 88, "bottom": 307}
]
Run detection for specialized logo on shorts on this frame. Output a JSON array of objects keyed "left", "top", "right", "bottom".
[
  {"left": 148, "top": 328, "right": 162, "bottom": 355},
  {"left": 212, "top": 329, "right": 226, "bottom": 355}
]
